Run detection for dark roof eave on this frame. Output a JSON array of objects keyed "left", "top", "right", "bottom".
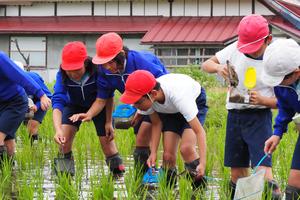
[{"left": 270, "top": 23, "right": 300, "bottom": 39}]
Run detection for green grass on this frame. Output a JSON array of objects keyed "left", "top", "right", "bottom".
[{"left": 0, "top": 68, "right": 298, "bottom": 199}]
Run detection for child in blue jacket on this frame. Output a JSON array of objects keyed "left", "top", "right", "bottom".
[
  {"left": 0, "top": 53, "right": 51, "bottom": 163},
  {"left": 70, "top": 32, "right": 168, "bottom": 174},
  {"left": 52, "top": 41, "right": 124, "bottom": 176},
  {"left": 262, "top": 39, "right": 300, "bottom": 200},
  {"left": 14, "top": 61, "right": 52, "bottom": 144}
]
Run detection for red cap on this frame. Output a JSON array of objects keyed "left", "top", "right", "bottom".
[
  {"left": 120, "top": 70, "right": 156, "bottom": 104},
  {"left": 92, "top": 32, "right": 123, "bottom": 64},
  {"left": 237, "top": 14, "right": 269, "bottom": 54},
  {"left": 61, "top": 41, "right": 87, "bottom": 71}
]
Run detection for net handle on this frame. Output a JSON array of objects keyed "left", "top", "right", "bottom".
[{"left": 253, "top": 154, "right": 269, "bottom": 174}]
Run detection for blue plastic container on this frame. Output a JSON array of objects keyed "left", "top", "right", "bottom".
[
  {"left": 112, "top": 104, "right": 137, "bottom": 129},
  {"left": 142, "top": 167, "right": 163, "bottom": 184}
]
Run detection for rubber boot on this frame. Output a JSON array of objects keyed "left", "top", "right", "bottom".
[
  {"left": 54, "top": 151, "right": 75, "bottom": 176},
  {"left": 229, "top": 180, "right": 236, "bottom": 200},
  {"left": 0, "top": 145, "right": 8, "bottom": 165},
  {"left": 162, "top": 167, "right": 177, "bottom": 188},
  {"left": 185, "top": 158, "right": 207, "bottom": 190},
  {"left": 265, "top": 179, "right": 282, "bottom": 200},
  {"left": 133, "top": 146, "right": 150, "bottom": 175},
  {"left": 285, "top": 185, "right": 300, "bottom": 200},
  {"left": 106, "top": 153, "right": 125, "bottom": 178},
  {"left": 30, "top": 134, "right": 39, "bottom": 146}
]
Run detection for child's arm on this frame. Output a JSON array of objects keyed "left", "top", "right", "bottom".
[
  {"left": 53, "top": 108, "right": 65, "bottom": 145},
  {"left": 201, "top": 56, "right": 228, "bottom": 79},
  {"left": 249, "top": 90, "right": 277, "bottom": 108},
  {"left": 105, "top": 97, "right": 114, "bottom": 141},
  {"left": 147, "top": 112, "right": 163, "bottom": 167},
  {"left": 188, "top": 117, "right": 207, "bottom": 177},
  {"left": 69, "top": 97, "right": 107, "bottom": 122}
]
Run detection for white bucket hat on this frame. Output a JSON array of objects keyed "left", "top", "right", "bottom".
[{"left": 262, "top": 39, "right": 300, "bottom": 87}]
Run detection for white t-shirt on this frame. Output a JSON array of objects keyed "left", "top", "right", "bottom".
[
  {"left": 216, "top": 41, "right": 274, "bottom": 110},
  {"left": 140, "top": 73, "right": 201, "bottom": 122}
]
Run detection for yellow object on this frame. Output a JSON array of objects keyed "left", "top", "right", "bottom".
[{"left": 244, "top": 67, "right": 256, "bottom": 90}]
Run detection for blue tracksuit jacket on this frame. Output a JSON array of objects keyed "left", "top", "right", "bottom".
[
  {"left": 52, "top": 69, "right": 98, "bottom": 112},
  {"left": 97, "top": 50, "right": 168, "bottom": 99},
  {"left": 0, "top": 51, "right": 45, "bottom": 102},
  {"left": 273, "top": 82, "right": 300, "bottom": 137},
  {"left": 26, "top": 72, "right": 52, "bottom": 110}
]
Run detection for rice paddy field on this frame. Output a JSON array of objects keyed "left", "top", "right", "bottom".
[{"left": 0, "top": 67, "right": 298, "bottom": 199}]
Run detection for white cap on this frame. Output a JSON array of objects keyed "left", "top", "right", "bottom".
[
  {"left": 262, "top": 39, "right": 300, "bottom": 87},
  {"left": 13, "top": 60, "right": 24, "bottom": 70}
]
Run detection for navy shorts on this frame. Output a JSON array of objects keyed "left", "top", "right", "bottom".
[
  {"left": 291, "top": 134, "right": 300, "bottom": 170},
  {"left": 0, "top": 94, "right": 28, "bottom": 140},
  {"left": 32, "top": 108, "right": 47, "bottom": 124},
  {"left": 62, "top": 105, "right": 106, "bottom": 137},
  {"left": 133, "top": 115, "right": 151, "bottom": 134},
  {"left": 158, "top": 87, "right": 208, "bottom": 137},
  {"left": 224, "top": 109, "right": 273, "bottom": 168}
]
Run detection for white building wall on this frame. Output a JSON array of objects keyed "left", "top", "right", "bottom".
[
  {"left": 185, "top": 0, "right": 198, "bottom": 16},
  {"left": 106, "top": 1, "right": 119, "bottom": 16},
  {"left": 226, "top": 0, "right": 239, "bottom": 16},
  {"left": 21, "top": 3, "right": 54, "bottom": 16},
  {"left": 255, "top": 0, "right": 274, "bottom": 15},
  {"left": 132, "top": 1, "right": 145, "bottom": 16},
  {"left": 158, "top": 0, "right": 169, "bottom": 16},
  {"left": 239, "top": 0, "right": 252, "bottom": 15},
  {"left": 118, "top": 2, "right": 131, "bottom": 16},
  {"left": 57, "top": 2, "right": 91, "bottom": 16},
  {"left": 145, "top": 0, "right": 158, "bottom": 16},
  {"left": 213, "top": 0, "right": 226, "bottom": 16},
  {"left": 6, "top": 6, "right": 19, "bottom": 16},
  {"left": 123, "top": 37, "right": 152, "bottom": 52},
  {"left": 198, "top": 0, "right": 211, "bottom": 16},
  {"left": 173, "top": 0, "right": 184, "bottom": 16},
  {"left": 94, "top": 2, "right": 106, "bottom": 16},
  {"left": 2, "top": 1, "right": 277, "bottom": 17},
  {"left": 45, "top": 34, "right": 151, "bottom": 82}
]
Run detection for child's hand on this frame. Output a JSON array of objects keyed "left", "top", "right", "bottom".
[
  {"left": 54, "top": 130, "right": 66, "bottom": 145},
  {"left": 249, "top": 90, "right": 264, "bottom": 105},
  {"left": 105, "top": 123, "right": 114, "bottom": 141},
  {"left": 131, "top": 113, "right": 142, "bottom": 127},
  {"left": 69, "top": 113, "right": 92, "bottom": 122},
  {"left": 264, "top": 135, "right": 281, "bottom": 154},
  {"left": 29, "top": 105, "right": 38, "bottom": 113},
  {"left": 147, "top": 153, "right": 157, "bottom": 168},
  {"left": 40, "top": 94, "right": 51, "bottom": 111},
  {"left": 196, "top": 162, "right": 205, "bottom": 178},
  {"left": 216, "top": 64, "right": 229, "bottom": 80}
]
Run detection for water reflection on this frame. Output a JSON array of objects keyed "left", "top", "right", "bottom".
[{"left": 1, "top": 155, "right": 220, "bottom": 199}]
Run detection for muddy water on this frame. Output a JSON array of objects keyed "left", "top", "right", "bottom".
[{"left": 2, "top": 155, "right": 221, "bottom": 200}]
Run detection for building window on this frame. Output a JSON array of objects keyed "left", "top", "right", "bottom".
[
  {"left": 155, "top": 47, "right": 222, "bottom": 66},
  {"left": 10, "top": 36, "right": 46, "bottom": 68}
]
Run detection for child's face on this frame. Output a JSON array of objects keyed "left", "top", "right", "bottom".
[
  {"left": 247, "top": 35, "right": 272, "bottom": 58},
  {"left": 133, "top": 94, "right": 153, "bottom": 111},
  {"left": 280, "top": 69, "right": 300, "bottom": 86},
  {"left": 65, "top": 67, "right": 85, "bottom": 81},
  {"left": 102, "top": 60, "right": 118, "bottom": 73}
]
